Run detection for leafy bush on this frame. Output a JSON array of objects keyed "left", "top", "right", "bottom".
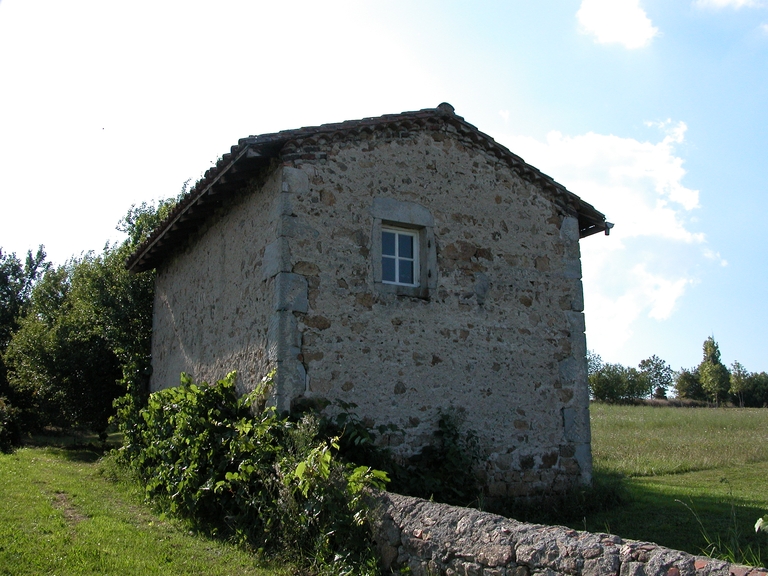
[
  {"left": 0, "top": 396, "right": 21, "bottom": 453},
  {"left": 394, "top": 407, "right": 482, "bottom": 506},
  {"left": 317, "top": 402, "right": 483, "bottom": 508},
  {"left": 116, "top": 371, "right": 386, "bottom": 574}
]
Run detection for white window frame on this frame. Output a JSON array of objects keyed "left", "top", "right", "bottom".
[
  {"left": 381, "top": 227, "right": 419, "bottom": 287},
  {"left": 371, "top": 197, "right": 437, "bottom": 299}
]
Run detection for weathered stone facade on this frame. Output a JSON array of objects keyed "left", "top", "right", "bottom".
[{"left": 129, "top": 104, "right": 610, "bottom": 498}]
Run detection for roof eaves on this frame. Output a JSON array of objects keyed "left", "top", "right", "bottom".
[
  {"left": 126, "top": 142, "right": 262, "bottom": 273},
  {"left": 126, "top": 104, "right": 608, "bottom": 272}
]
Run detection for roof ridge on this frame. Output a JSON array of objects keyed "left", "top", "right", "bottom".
[{"left": 126, "top": 104, "right": 607, "bottom": 273}]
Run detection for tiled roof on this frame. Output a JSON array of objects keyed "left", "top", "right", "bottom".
[{"left": 126, "top": 103, "right": 608, "bottom": 273}]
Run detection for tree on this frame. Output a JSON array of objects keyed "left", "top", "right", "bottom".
[
  {"left": 674, "top": 367, "right": 706, "bottom": 401},
  {"left": 741, "top": 371, "right": 768, "bottom": 408},
  {"left": 588, "top": 362, "right": 650, "bottom": 402},
  {"left": 3, "top": 199, "right": 175, "bottom": 434},
  {"left": 0, "top": 246, "right": 49, "bottom": 393},
  {"left": 623, "top": 366, "right": 652, "bottom": 400},
  {"left": 698, "top": 337, "right": 730, "bottom": 405},
  {"left": 729, "top": 361, "right": 749, "bottom": 408},
  {"left": 4, "top": 257, "right": 124, "bottom": 432},
  {"left": 639, "top": 355, "right": 673, "bottom": 399},
  {"left": 588, "top": 363, "right": 626, "bottom": 402},
  {"left": 587, "top": 350, "right": 603, "bottom": 376}
]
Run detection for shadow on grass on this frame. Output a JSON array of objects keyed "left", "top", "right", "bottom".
[
  {"left": 490, "top": 470, "right": 630, "bottom": 527},
  {"left": 534, "top": 471, "right": 767, "bottom": 566},
  {"left": 492, "top": 470, "right": 766, "bottom": 566},
  {"left": 21, "top": 428, "right": 123, "bottom": 462},
  {"left": 579, "top": 477, "right": 766, "bottom": 564},
  {"left": 54, "top": 447, "right": 104, "bottom": 463}
]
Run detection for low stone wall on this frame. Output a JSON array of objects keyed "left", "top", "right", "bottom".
[{"left": 372, "top": 492, "right": 767, "bottom": 576}]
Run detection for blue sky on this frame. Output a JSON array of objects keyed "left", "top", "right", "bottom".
[{"left": 1, "top": 0, "right": 766, "bottom": 375}]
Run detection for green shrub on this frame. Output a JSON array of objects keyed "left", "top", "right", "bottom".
[
  {"left": 317, "top": 402, "right": 483, "bottom": 508},
  {"left": 116, "top": 371, "right": 386, "bottom": 574},
  {"left": 0, "top": 395, "right": 21, "bottom": 453},
  {"left": 394, "top": 407, "right": 482, "bottom": 506}
]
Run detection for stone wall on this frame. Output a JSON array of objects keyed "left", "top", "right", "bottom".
[
  {"left": 281, "top": 125, "right": 592, "bottom": 498},
  {"left": 372, "top": 492, "right": 767, "bottom": 576},
  {"left": 150, "top": 167, "right": 281, "bottom": 395},
  {"left": 150, "top": 119, "right": 598, "bottom": 498}
]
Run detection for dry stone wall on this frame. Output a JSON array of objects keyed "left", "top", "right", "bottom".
[{"left": 373, "top": 492, "right": 767, "bottom": 576}]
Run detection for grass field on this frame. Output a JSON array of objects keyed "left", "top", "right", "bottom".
[
  {"left": 2, "top": 406, "right": 767, "bottom": 572},
  {"left": 581, "top": 404, "right": 768, "bottom": 565},
  {"left": 0, "top": 446, "right": 291, "bottom": 575}
]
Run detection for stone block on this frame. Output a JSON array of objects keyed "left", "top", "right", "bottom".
[
  {"left": 282, "top": 166, "right": 309, "bottom": 194},
  {"left": 559, "top": 215, "right": 580, "bottom": 243},
  {"left": 273, "top": 272, "right": 308, "bottom": 313},
  {"left": 562, "top": 407, "right": 576, "bottom": 440},
  {"left": 562, "top": 257, "right": 582, "bottom": 279},
  {"left": 272, "top": 192, "right": 293, "bottom": 219},
  {"left": 474, "top": 272, "right": 490, "bottom": 304},
  {"left": 266, "top": 310, "right": 300, "bottom": 363},
  {"left": 565, "top": 310, "right": 586, "bottom": 336},
  {"left": 621, "top": 561, "right": 647, "bottom": 576},
  {"left": 371, "top": 196, "right": 434, "bottom": 226},
  {"left": 378, "top": 544, "right": 398, "bottom": 570},
  {"left": 477, "top": 545, "right": 514, "bottom": 567},
  {"left": 262, "top": 238, "right": 291, "bottom": 279},
  {"left": 583, "top": 556, "right": 620, "bottom": 576},
  {"left": 575, "top": 443, "right": 593, "bottom": 481},
  {"left": 558, "top": 357, "right": 581, "bottom": 387}
]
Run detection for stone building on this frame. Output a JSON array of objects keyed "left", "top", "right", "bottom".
[{"left": 127, "top": 103, "right": 610, "bottom": 498}]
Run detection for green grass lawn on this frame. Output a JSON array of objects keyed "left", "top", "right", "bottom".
[
  {"left": 580, "top": 404, "right": 768, "bottom": 565},
  {"left": 3, "top": 406, "right": 767, "bottom": 573},
  {"left": 0, "top": 446, "right": 291, "bottom": 575}
]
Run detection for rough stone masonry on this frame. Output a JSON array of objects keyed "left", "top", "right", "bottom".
[
  {"left": 130, "top": 104, "right": 610, "bottom": 499},
  {"left": 372, "top": 492, "right": 767, "bottom": 576}
]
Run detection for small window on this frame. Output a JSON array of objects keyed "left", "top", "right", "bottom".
[
  {"left": 382, "top": 228, "right": 418, "bottom": 286},
  {"left": 371, "top": 197, "right": 437, "bottom": 298}
]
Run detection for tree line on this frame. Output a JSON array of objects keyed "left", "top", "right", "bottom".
[
  {"left": 588, "top": 337, "right": 768, "bottom": 406},
  {"left": 3, "top": 193, "right": 767, "bottom": 451},
  {"left": 0, "top": 198, "right": 177, "bottom": 450}
]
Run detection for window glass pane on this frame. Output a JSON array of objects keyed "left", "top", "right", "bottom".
[
  {"left": 399, "top": 259, "right": 413, "bottom": 284},
  {"left": 382, "top": 256, "right": 396, "bottom": 282},
  {"left": 398, "top": 233, "right": 413, "bottom": 258},
  {"left": 382, "top": 231, "right": 396, "bottom": 256}
]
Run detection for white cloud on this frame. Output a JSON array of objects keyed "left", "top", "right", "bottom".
[
  {"left": 633, "top": 265, "right": 692, "bottom": 320},
  {"left": 577, "top": 0, "right": 658, "bottom": 49},
  {"left": 500, "top": 123, "right": 701, "bottom": 240},
  {"left": 703, "top": 248, "right": 728, "bottom": 266},
  {"left": 499, "top": 110, "right": 510, "bottom": 123},
  {"left": 693, "top": 0, "right": 763, "bottom": 9},
  {"left": 492, "top": 122, "right": 713, "bottom": 358}
]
